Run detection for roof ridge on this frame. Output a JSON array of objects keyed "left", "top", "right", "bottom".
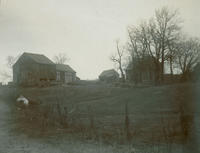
[
  {"left": 22, "top": 52, "right": 54, "bottom": 64},
  {"left": 23, "top": 52, "right": 44, "bottom": 56},
  {"left": 56, "top": 63, "right": 69, "bottom": 66},
  {"left": 56, "top": 64, "right": 76, "bottom": 72}
]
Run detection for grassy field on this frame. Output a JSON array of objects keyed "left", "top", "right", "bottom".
[
  {"left": 10, "top": 84, "right": 197, "bottom": 138},
  {"left": 0, "top": 82, "right": 199, "bottom": 152}
]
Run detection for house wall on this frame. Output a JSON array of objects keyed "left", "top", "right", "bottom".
[
  {"left": 99, "top": 73, "right": 119, "bottom": 82},
  {"left": 56, "top": 71, "right": 76, "bottom": 83},
  {"left": 64, "top": 71, "right": 76, "bottom": 83},
  {"left": 13, "top": 55, "right": 36, "bottom": 85},
  {"left": 126, "top": 67, "right": 155, "bottom": 83}
]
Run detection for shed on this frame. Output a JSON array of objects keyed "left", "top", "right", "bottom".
[{"left": 99, "top": 69, "right": 119, "bottom": 82}]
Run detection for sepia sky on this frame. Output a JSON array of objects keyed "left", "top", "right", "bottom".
[{"left": 0, "top": 0, "right": 200, "bottom": 81}]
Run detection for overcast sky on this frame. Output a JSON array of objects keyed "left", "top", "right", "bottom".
[{"left": 0, "top": 0, "right": 199, "bottom": 81}]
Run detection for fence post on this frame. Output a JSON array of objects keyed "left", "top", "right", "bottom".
[{"left": 125, "top": 102, "right": 131, "bottom": 141}]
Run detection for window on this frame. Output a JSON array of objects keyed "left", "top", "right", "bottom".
[{"left": 56, "top": 71, "right": 60, "bottom": 81}]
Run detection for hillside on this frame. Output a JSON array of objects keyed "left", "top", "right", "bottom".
[{"left": 0, "top": 83, "right": 199, "bottom": 152}]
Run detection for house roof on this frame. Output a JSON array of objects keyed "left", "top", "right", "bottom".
[
  {"left": 56, "top": 64, "right": 76, "bottom": 73},
  {"left": 23, "top": 52, "right": 54, "bottom": 64},
  {"left": 99, "top": 69, "right": 119, "bottom": 77}
]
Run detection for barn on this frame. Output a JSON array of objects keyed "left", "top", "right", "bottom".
[
  {"left": 13, "top": 52, "right": 56, "bottom": 86},
  {"left": 56, "top": 64, "right": 76, "bottom": 83}
]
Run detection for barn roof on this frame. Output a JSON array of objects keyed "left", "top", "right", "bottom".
[
  {"left": 56, "top": 64, "right": 76, "bottom": 73},
  {"left": 23, "top": 52, "right": 54, "bottom": 64},
  {"left": 99, "top": 69, "right": 119, "bottom": 77}
]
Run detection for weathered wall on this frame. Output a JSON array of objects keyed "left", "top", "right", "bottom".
[
  {"left": 56, "top": 71, "right": 76, "bottom": 83},
  {"left": 13, "top": 55, "right": 56, "bottom": 86}
]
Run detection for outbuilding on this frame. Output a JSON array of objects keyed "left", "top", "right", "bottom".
[{"left": 99, "top": 69, "right": 119, "bottom": 82}]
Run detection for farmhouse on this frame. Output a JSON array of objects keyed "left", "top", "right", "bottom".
[
  {"left": 99, "top": 69, "right": 119, "bottom": 82},
  {"left": 125, "top": 56, "right": 157, "bottom": 84},
  {"left": 13, "top": 52, "right": 77, "bottom": 86},
  {"left": 126, "top": 56, "right": 183, "bottom": 84},
  {"left": 56, "top": 64, "right": 76, "bottom": 83}
]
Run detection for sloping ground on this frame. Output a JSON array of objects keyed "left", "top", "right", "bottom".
[
  {"left": 0, "top": 95, "right": 131, "bottom": 153},
  {"left": 193, "top": 85, "right": 200, "bottom": 152},
  {"left": 13, "top": 84, "right": 198, "bottom": 141},
  {"left": 0, "top": 99, "right": 182, "bottom": 153},
  {"left": 0, "top": 83, "right": 199, "bottom": 152}
]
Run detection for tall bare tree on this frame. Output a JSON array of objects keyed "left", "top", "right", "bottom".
[
  {"left": 110, "top": 40, "right": 125, "bottom": 82},
  {"left": 127, "top": 22, "right": 149, "bottom": 60},
  {"left": 127, "top": 20, "right": 166, "bottom": 83},
  {"left": 153, "top": 6, "right": 182, "bottom": 81},
  {"left": 127, "top": 7, "right": 182, "bottom": 83},
  {"left": 53, "top": 53, "right": 70, "bottom": 64}
]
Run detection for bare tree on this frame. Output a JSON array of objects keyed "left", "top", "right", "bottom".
[
  {"left": 127, "top": 22, "right": 149, "bottom": 60},
  {"left": 153, "top": 6, "right": 182, "bottom": 82},
  {"left": 110, "top": 40, "right": 125, "bottom": 82},
  {"left": 0, "top": 55, "right": 20, "bottom": 82},
  {"left": 176, "top": 37, "right": 200, "bottom": 81},
  {"left": 53, "top": 53, "right": 70, "bottom": 64},
  {"left": 6, "top": 56, "right": 19, "bottom": 68},
  {"left": 165, "top": 34, "right": 181, "bottom": 80},
  {"left": 127, "top": 23, "right": 153, "bottom": 84},
  {"left": 127, "top": 7, "right": 182, "bottom": 83}
]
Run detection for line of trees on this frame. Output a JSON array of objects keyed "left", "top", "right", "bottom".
[{"left": 111, "top": 6, "right": 200, "bottom": 84}]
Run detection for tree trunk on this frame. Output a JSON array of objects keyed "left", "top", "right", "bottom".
[
  {"left": 120, "top": 68, "right": 125, "bottom": 82},
  {"left": 170, "top": 57, "right": 174, "bottom": 82},
  {"left": 161, "top": 48, "right": 165, "bottom": 83},
  {"left": 154, "top": 60, "right": 161, "bottom": 85},
  {"left": 119, "top": 63, "right": 125, "bottom": 82}
]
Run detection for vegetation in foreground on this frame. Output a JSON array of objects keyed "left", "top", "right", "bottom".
[{"left": 0, "top": 83, "right": 198, "bottom": 153}]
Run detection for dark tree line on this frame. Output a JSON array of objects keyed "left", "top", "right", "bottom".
[{"left": 111, "top": 6, "right": 200, "bottom": 84}]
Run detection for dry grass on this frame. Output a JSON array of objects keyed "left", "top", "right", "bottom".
[{"left": 1, "top": 83, "right": 199, "bottom": 152}]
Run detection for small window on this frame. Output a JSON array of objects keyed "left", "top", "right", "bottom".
[{"left": 56, "top": 71, "right": 60, "bottom": 81}]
